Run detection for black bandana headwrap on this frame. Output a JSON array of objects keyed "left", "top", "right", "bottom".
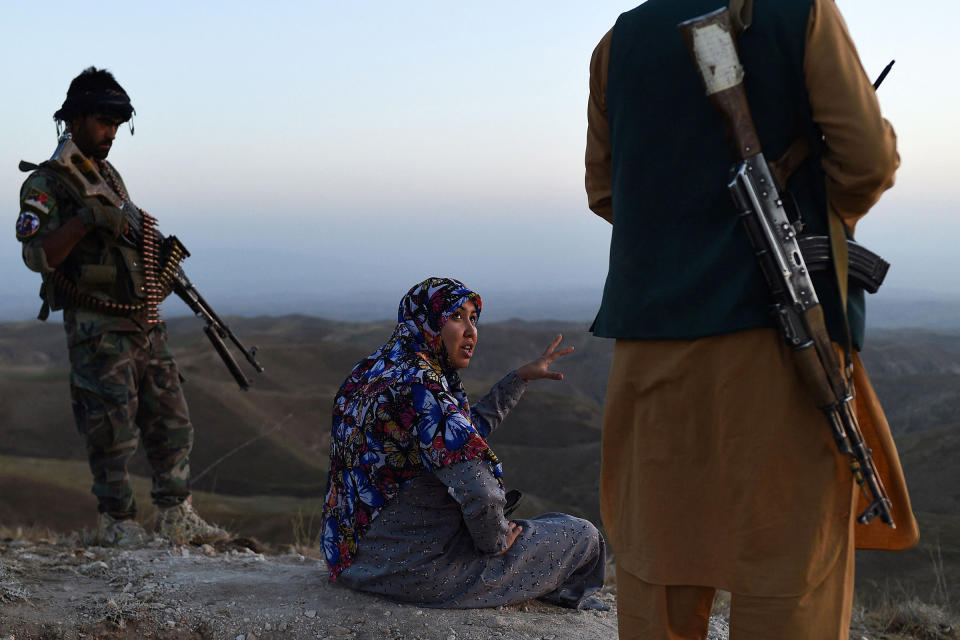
[
  {"left": 53, "top": 66, "right": 135, "bottom": 128},
  {"left": 320, "top": 277, "right": 503, "bottom": 579}
]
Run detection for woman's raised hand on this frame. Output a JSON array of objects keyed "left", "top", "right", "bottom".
[{"left": 516, "top": 334, "right": 574, "bottom": 382}]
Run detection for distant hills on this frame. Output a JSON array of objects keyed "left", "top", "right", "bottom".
[
  {"left": 4, "top": 286, "right": 960, "bottom": 328},
  {"left": 1, "top": 314, "right": 958, "bottom": 610}
]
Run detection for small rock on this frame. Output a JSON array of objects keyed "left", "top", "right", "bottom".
[
  {"left": 200, "top": 544, "right": 216, "bottom": 556},
  {"left": 79, "top": 560, "right": 109, "bottom": 574},
  {"left": 486, "top": 615, "right": 509, "bottom": 628},
  {"left": 165, "top": 620, "right": 176, "bottom": 629},
  {"left": 305, "top": 609, "right": 317, "bottom": 618}
]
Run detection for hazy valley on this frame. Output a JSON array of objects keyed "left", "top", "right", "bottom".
[{"left": 1, "top": 314, "right": 958, "bottom": 615}]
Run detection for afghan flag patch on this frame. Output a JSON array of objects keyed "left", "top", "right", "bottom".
[
  {"left": 16, "top": 211, "right": 41, "bottom": 239},
  {"left": 23, "top": 187, "right": 54, "bottom": 215}
]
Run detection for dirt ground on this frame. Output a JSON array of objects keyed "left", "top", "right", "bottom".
[
  {"left": 0, "top": 533, "right": 644, "bottom": 640},
  {"left": 4, "top": 532, "right": 950, "bottom": 640}
]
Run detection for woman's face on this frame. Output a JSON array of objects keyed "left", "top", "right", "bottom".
[{"left": 440, "top": 300, "right": 479, "bottom": 369}]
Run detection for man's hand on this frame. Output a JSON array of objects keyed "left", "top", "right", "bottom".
[
  {"left": 78, "top": 204, "right": 128, "bottom": 238},
  {"left": 495, "top": 521, "right": 524, "bottom": 556},
  {"left": 516, "top": 334, "right": 575, "bottom": 382}
]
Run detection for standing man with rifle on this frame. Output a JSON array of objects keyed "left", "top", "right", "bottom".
[
  {"left": 585, "top": 1, "right": 918, "bottom": 638},
  {"left": 14, "top": 67, "right": 234, "bottom": 547}
]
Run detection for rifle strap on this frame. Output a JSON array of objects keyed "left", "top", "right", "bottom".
[
  {"left": 768, "top": 137, "right": 810, "bottom": 191},
  {"left": 728, "top": 0, "right": 754, "bottom": 34},
  {"left": 829, "top": 206, "right": 855, "bottom": 377}
]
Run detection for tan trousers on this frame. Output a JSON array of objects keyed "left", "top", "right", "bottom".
[{"left": 614, "top": 527, "right": 855, "bottom": 640}]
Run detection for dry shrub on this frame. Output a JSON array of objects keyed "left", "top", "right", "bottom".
[
  {"left": 289, "top": 508, "right": 324, "bottom": 559},
  {"left": 0, "top": 560, "right": 30, "bottom": 603},
  {"left": 882, "top": 598, "right": 958, "bottom": 640}
]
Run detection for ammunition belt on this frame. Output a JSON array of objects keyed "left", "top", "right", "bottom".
[
  {"left": 157, "top": 235, "right": 188, "bottom": 298},
  {"left": 48, "top": 269, "right": 146, "bottom": 316},
  {"left": 94, "top": 164, "right": 188, "bottom": 321},
  {"left": 142, "top": 211, "right": 162, "bottom": 324},
  {"left": 49, "top": 215, "right": 189, "bottom": 318}
]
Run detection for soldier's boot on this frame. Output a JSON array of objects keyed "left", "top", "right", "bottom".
[
  {"left": 156, "top": 497, "right": 230, "bottom": 545},
  {"left": 97, "top": 513, "right": 151, "bottom": 548}
]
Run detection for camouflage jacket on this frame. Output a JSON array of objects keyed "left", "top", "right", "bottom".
[{"left": 16, "top": 161, "right": 150, "bottom": 346}]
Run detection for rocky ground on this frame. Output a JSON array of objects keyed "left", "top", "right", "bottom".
[
  {"left": 3, "top": 532, "right": 952, "bottom": 640},
  {"left": 0, "top": 532, "right": 637, "bottom": 640}
]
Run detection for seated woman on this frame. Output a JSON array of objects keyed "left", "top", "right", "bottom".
[{"left": 320, "top": 277, "right": 606, "bottom": 609}]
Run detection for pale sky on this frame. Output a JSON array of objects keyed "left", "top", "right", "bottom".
[{"left": 2, "top": 1, "right": 956, "bottom": 322}]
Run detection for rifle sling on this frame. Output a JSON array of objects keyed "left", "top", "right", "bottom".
[
  {"left": 728, "top": 0, "right": 754, "bottom": 34},
  {"left": 829, "top": 208, "right": 854, "bottom": 373},
  {"left": 768, "top": 137, "right": 811, "bottom": 192}
]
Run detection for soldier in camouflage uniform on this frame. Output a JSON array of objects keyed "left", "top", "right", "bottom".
[{"left": 15, "top": 67, "right": 228, "bottom": 547}]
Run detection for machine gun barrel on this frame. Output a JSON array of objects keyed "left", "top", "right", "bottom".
[
  {"left": 43, "top": 134, "right": 263, "bottom": 390},
  {"left": 172, "top": 272, "right": 264, "bottom": 391}
]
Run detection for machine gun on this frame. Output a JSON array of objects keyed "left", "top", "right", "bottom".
[
  {"left": 38, "top": 134, "right": 264, "bottom": 391},
  {"left": 678, "top": 8, "right": 894, "bottom": 527}
]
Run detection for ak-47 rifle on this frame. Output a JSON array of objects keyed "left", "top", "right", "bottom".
[
  {"left": 34, "top": 134, "right": 264, "bottom": 391},
  {"left": 677, "top": 8, "right": 894, "bottom": 527}
]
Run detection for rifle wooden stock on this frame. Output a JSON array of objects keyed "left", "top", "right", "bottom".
[
  {"left": 678, "top": 8, "right": 760, "bottom": 160},
  {"left": 800, "top": 306, "right": 850, "bottom": 403}
]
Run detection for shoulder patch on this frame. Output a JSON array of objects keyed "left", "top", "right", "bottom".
[
  {"left": 15, "top": 211, "right": 41, "bottom": 239},
  {"left": 23, "top": 186, "right": 55, "bottom": 215}
]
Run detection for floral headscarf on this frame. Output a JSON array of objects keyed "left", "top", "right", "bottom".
[{"left": 320, "top": 277, "right": 503, "bottom": 579}]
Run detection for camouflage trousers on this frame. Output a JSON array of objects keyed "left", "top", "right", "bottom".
[{"left": 68, "top": 324, "right": 193, "bottom": 519}]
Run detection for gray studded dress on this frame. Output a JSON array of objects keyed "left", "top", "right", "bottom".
[{"left": 337, "top": 372, "right": 606, "bottom": 609}]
